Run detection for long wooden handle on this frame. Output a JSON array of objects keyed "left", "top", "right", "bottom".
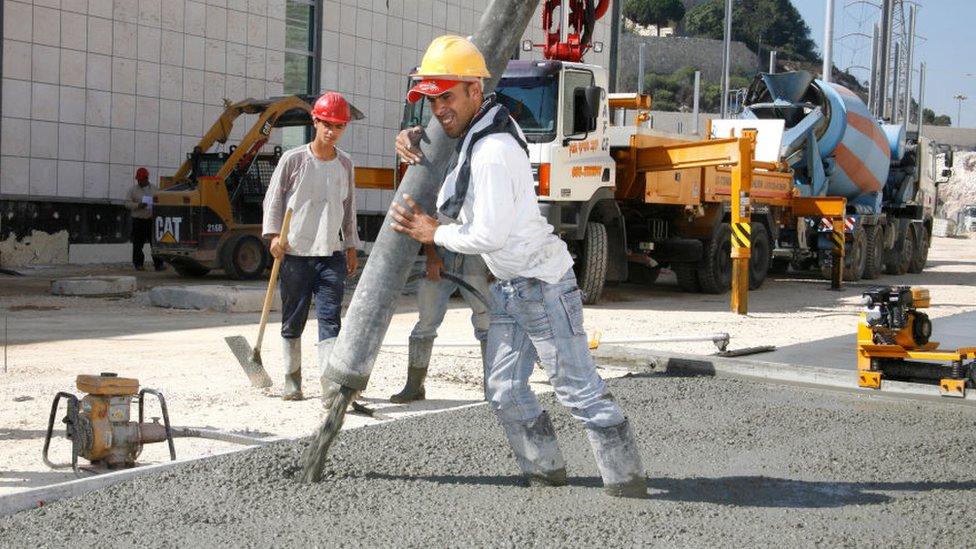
[{"left": 255, "top": 209, "right": 292, "bottom": 351}]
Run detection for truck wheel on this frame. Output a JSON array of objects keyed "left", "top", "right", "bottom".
[
  {"left": 697, "top": 223, "right": 732, "bottom": 294},
  {"left": 574, "top": 222, "right": 607, "bottom": 304},
  {"left": 843, "top": 226, "right": 867, "bottom": 282},
  {"left": 172, "top": 261, "right": 211, "bottom": 278},
  {"left": 884, "top": 221, "right": 915, "bottom": 275},
  {"left": 672, "top": 263, "right": 701, "bottom": 292},
  {"left": 862, "top": 225, "right": 884, "bottom": 279},
  {"left": 748, "top": 223, "right": 771, "bottom": 290},
  {"left": 908, "top": 223, "right": 929, "bottom": 273},
  {"left": 628, "top": 263, "right": 661, "bottom": 285},
  {"left": 220, "top": 234, "right": 270, "bottom": 280}
]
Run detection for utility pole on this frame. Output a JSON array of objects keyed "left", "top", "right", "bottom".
[
  {"left": 954, "top": 94, "right": 968, "bottom": 128},
  {"left": 869, "top": 22, "right": 879, "bottom": 115},
  {"left": 916, "top": 61, "right": 925, "bottom": 138},
  {"left": 878, "top": 0, "right": 893, "bottom": 120},
  {"left": 903, "top": 6, "right": 916, "bottom": 127},
  {"left": 638, "top": 42, "right": 646, "bottom": 95},
  {"left": 891, "top": 43, "right": 900, "bottom": 123},
  {"left": 693, "top": 70, "right": 701, "bottom": 134},
  {"left": 720, "top": 0, "right": 733, "bottom": 117},
  {"left": 823, "top": 0, "right": 835, "bottom": 82},
  {"left": 768, "top": 51, "right": 776, "bottom": 74}
]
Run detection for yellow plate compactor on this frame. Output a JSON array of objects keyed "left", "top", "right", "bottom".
[{"left": 857, "top": 286, "right": 976, "bottom": 397}]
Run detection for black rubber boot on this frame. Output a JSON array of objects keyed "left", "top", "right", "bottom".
[
  {"left": 586, "top": 419, "right": 647, "bottom": 498},
  {"left": 389, "top": 337, "right": 433, "bottom": 403},
  {"left": 500, "top": 411, "right": 567, "bottom": 487}
]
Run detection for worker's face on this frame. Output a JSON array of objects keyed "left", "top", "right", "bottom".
[
  {"left": 428, "top": 82, "right": 483, "bottom": 139},
  {"left": 314, "top": 119, "right": 347, "bottom": 147}
]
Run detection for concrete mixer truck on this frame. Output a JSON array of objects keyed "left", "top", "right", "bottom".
[{"left": 737, "top": 71, "right": 935, "bottom": 281}]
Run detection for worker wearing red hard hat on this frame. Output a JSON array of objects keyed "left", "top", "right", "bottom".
[
  {"left": 126, "top": 167, "right": 165, "bottom": 271},
  {"left": 262, "top": 91, "right": 361, "bottom": 401}
]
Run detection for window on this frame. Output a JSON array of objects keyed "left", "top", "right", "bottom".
[
  {"left": 561, "top": 70, "right": 594, "bottom": 136},
  {"left": 283, "top": 0, "right": 320, "bottom": 149}
]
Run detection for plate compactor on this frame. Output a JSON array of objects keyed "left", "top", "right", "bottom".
[
  {"left": 43, "top": 373, "right": 176, "bottom": 471},
  {"left": 857, "top": 286, "right": 976, "bottom": 397}
]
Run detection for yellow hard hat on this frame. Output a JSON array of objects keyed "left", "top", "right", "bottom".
[{"left": 412, "top": 35, "right": 490, "bottom": 80}]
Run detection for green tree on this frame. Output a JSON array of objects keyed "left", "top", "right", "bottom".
[
  {"left": 685, "top": 0, "right": 817, "bottom": 61},
  {"left": 623, "top": 0, "right": 686, "bottom": 36},
  {"left": 923, "top": 108, "right": 952, "bottom": 127}
]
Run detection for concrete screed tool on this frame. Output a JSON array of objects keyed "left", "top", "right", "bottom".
[
  {"left": 225, "top": 209, "right": 293, "bottom": 388},
  {"left": 857, "top": 285, "right": 976, "bottom": 397},
  {"left": 42, "top": 373, "right": 176, "bottom": 471}
]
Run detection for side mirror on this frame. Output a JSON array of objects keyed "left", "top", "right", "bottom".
[
  {"left": 945, "top": 149, "right": 954, "bottom": 167},
  {"left": 572, "top": 85, "right": 603, "bottom": 134}
]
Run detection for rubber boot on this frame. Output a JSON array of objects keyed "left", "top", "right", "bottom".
[
  {"left": 282, "top": 337, "right": 303, "bottom": 401},
  {"left": 389, "top": 337, "right": 433, "bottom": 403},
  {"left": 317, "top": 338, "right": 336, "bottom": 378},
  {"left": 586, "top": 419, "right": 647, "bottom": 498},
  {"left": 500, "top": 411, "right": 567, "bottom": 487}
]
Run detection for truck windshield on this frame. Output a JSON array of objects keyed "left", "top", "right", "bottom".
[{"left": 402, "top": 75, "right": 558, "bottom": 143}]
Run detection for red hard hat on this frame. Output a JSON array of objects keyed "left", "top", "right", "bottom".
[
  {"left": 135, "top": 167, "right": 149, "bottom": 180},
  {"left": 311, "top": 92, "right": 351, "bottom": 124}
]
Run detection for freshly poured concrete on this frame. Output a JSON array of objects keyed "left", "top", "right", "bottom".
[{"left": 2, "top": 374, "right": 974, "bottom": 547}]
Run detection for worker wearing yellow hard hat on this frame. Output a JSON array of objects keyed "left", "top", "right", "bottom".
[{"left": 391, "top": 36, "right": 648, "bottom": 498}]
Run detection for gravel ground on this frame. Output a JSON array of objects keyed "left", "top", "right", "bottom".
[{"left": 3, "top": 373, "right": 975, "bottom": 547}]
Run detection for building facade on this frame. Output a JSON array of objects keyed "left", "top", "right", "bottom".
[{"left": 0, "top": 0, "right": 611, "bottom": 265}]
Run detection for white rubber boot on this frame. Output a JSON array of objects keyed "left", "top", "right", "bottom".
[{"left": 282, "top": 337, "right": 303, "bottom": 401}]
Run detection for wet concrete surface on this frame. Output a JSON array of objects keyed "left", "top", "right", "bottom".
[
  {"left": 2, "top": 374, "right": 975, "bottom": 547},
  {"left": 762, "top": 310, "right": 976, "bottom": 371}
]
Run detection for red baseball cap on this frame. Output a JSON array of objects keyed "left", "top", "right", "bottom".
[{"left": 406, "top": 78, "right": 464, "bottom": 103}]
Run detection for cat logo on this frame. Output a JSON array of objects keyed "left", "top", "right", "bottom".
[{"left": 155, "top": 216, "right": 183, "bottom": 244}]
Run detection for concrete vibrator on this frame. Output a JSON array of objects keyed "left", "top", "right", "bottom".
[
  {"left": 43, "top": 373, "right": 176, "bottom": 471},
  {"left": 857, "top": 286, "right": 976, "bottom": 397}
]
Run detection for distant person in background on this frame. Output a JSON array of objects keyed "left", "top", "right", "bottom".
[{"left": 126, "top": 167, "right": 165, "bottom": 272}]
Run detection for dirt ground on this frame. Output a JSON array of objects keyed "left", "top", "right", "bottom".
[{"left": 1, "top": 236, "right": 974, "bottom": 497}]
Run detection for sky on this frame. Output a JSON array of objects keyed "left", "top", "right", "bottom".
[{"left": 792, "top": 0, "right": 976, "bottom": 128}]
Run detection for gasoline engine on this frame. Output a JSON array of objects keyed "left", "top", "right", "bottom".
[
  {"left": 857, "top": 286, "right": 976, "bottom": 397},
  {"left": 43, "top": 373, "right": 176, "bottom": 470}
]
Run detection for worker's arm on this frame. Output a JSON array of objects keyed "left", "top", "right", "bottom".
[
  {"left": 432, "top": 160, "right": 515, "bottom": 255},
  {"left": 424, "top": 244, "right": 443, "bottom": 281},
  {"left": 262, "top": 154, "right": 296, "bottom": 258},
  {"left": 342, "top": 165, "right": 362, "bottom": 275}
]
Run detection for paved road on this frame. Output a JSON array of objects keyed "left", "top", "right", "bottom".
[
  {"left": 2, "top": 373, "right": 975, "bottom": 547},
  {"left": 761, "top": 311, "right": 976, "bottom": 371}
]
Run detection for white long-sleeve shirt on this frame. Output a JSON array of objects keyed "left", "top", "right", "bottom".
[
  {"left": 433, "top": 132, "right": 572, "bottom": 284},
  {"left": 262, "top": 144, "right": 361, "bottom": 256}
]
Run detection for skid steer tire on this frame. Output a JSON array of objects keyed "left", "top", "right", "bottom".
[
  {"left": 748, "top": 223, "right": 771, "bottom": 290},
  {"left": 862, "top": 225, "right": 884, "bottom": 280},
  {"left": 220, "top": 234, "right": 270, "bottom": 280},
  {"left": 908, "top": 223, "right": 929, "bottom": 274},
  {"left": 672, "top": 263, "right": 701, "bottom": 292},
  {"left": 884, "top": 221, "right": 915, "bottom": 275},
  {"left": 574, "top": 222, "right": 607, "bottom": 305},
  {"left": 697, "top": 223, "right": 732, "bottom": 294}
]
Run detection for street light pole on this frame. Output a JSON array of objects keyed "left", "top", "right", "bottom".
[
  {"left": 954, "top": 94, "right": 968, "bottom": 128},
  {"left": 720, "top": 0, "right": 733, "bottom": 118},
  {"left": 823, "top": 0, "right": 835, "bottom": 82}
]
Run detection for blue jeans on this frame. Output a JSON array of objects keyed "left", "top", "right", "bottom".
[
  {"left": 485, "top": 269, "right": 624, "bottom": 429},
  {"left": 279, "top": 253, "right": 346, "bottom": 341},
  {"left": 410, "top": 250, "right": 490, "bottom": 342}
]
